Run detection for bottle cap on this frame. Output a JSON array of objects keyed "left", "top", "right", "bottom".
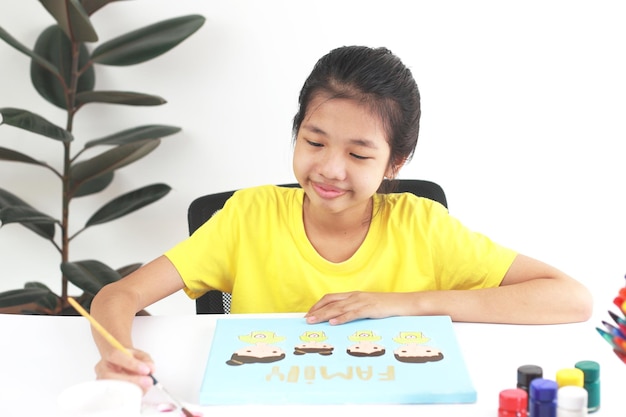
[
  {"left": 557, "top": 385, "right": 588, "bottom": 411},
  {"left": 517, "top": 364, "right": 543, "bottom": 389},
  {"left": 574, "top": 360, "right": 600, "bottom": 382},
  {"left": 529, "top": 378, "right": 558, "bottom": 402},
  {"left": 556, "top": 368, "right": 584, "bottom": 387},
  {"left": 499, "top": 388, "right": 528, "bottom": 411}
]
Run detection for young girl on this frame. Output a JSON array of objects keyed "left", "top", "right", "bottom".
[{"left": 90, "top": 45, "right": 592, "bottom": 392}]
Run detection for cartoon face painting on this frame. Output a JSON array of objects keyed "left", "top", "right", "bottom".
[
  {"left": 226, "top": 330, "right": 287, "bottom": 366},
  {"left": 394, "top": 344, "right": 444, "bottom": 363},
  {"left": 346, "top": 330, "right": 386, "bottom": 357},
  {"left": 224, "top": 327, "right": 444, "bottom": 366},
  {"left": 294, "top": 330, "right": 334, "bottom": 355},
  {"left": 392, "top": 331, "right": 444, "bottom": 363}
]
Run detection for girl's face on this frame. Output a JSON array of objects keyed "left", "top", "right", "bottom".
[{"left": 293, "top": 94, "right": 394, "bottom": 216}]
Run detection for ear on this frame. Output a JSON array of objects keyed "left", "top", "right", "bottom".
[{"left": 385, "top": 157, "right": 407, "bottom": 179}]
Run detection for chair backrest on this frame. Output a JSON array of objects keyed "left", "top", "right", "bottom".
[{"left": 188, "top": 179, "right": 447, "bottom": 314}]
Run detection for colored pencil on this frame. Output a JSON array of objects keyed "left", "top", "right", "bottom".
[
  {"left": 601, "top": 320, "right": 626, "bottom": 339},
  {"left": 608, "top": 310, "right": 626, "bottom": 328},
  {"left": 613, "top": 296, "right": 626, "bottom": 315},
  {"left": 613, "top": 349, "right": 626, "bottom": 365},
  {"left": 595, "top": 327, "right": 626, "bottom": 354}
]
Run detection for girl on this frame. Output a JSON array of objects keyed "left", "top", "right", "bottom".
[{"left": 90, "top": 45, "right": 592, "bottom": 393}]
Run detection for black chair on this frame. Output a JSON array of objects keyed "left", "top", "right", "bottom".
[{"left": 188, "top": 179, "right": 447, "bottom": 314}]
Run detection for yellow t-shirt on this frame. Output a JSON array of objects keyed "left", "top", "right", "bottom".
[{"left": 165, "top": 185, "right": 517, "bottom": 313}]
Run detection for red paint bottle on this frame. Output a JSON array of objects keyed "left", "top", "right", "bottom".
[{"left": 499, "top": 388, "right": 528, "bottom": 417}]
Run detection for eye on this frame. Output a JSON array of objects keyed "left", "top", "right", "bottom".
[
  {"left": 350, "top": 153, "right": 369, "bottom": 160},
  {"left": 306, "top": 140, "right": 323, "bottom": 147}
]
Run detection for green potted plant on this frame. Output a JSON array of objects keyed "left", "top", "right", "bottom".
[{"left": 0, "top": 0, "right": 205, "bottom": 314}]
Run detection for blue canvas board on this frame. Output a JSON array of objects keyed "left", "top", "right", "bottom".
[{"left": 199, "top": 315, "right": 476, "bottom": 405}]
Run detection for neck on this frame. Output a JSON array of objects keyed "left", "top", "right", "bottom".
[
  {"left": 301, "top": 196, "right": 374, "bottom": 263},
  {"left": 302, "top": 196, "right": 373, "bottom": 234}
]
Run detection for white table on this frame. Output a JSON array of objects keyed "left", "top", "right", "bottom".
[{"left": 0, "top": 313, "right": 621, "bottom": 416}]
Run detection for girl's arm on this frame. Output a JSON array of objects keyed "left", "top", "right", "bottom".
[
  {"left": 90, "top": 255, "right": 185, "bottom": 393},
  {"left": 305, "top": 254, "right": 593, "bottom": 325}
]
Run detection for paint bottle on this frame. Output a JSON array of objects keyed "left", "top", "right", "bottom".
[
  {"left": 529, "top": 378, "right": 557, "bottom": 417},
  {"left": 518, "top": 365, "right": 543, "bottom": 397},
  {"left": 557, "top": 385, "right": 588, "bottom": 417},
  {"left": 499, "top": 388, "right": 528, "bottom": 417},
  {"left": 555, "top": 368, "right": 584, "bottom": 388},
  {"left": 574, "top": 360, "right": 600, "bottom": 413}
]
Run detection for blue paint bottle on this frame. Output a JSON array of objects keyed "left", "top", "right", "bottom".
[{"left": 529, "top": 378, "right": 557, "bottom": 417}]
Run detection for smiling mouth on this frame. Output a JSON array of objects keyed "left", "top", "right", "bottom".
[{"left": 312, "top": 182, "right": 346, "bottom": 199}]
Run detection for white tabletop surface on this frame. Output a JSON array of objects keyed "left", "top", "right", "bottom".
[{"left": 0, "top": 312, "right": 621, "bottom": 417}]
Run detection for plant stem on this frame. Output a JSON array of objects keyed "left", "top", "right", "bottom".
[
  {"left": 60, "top": 39, "right": 81, "bottom": 301},
  {"left": 61, "top": 140, "right": 70, "bottom": 300}
]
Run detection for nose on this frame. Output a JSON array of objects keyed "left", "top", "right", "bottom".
[{"left": 318, "top": 149, "right": 347, "bottom": 181}]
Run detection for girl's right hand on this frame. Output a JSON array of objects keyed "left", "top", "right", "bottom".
[{"left": 94, "top": 348, "right": 156, "bottom": 394}]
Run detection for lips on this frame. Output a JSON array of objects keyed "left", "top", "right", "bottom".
[{"left": 311, "top": 181, "right": 347, "bottom": 199}]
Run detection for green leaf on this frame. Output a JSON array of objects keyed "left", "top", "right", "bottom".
[
  {"left": 86, "top": 183, "right": 171, "bottom": 227},
  {"left": 40, "top": 0, "right": 98, "bottom": 42},
  {"left": 25, "top": 282, "right": 59, "bottom": 310},
  {"left": 0, "top": 26, "right": 61, "bottom": 78},
  {"left": 31, "top": 25, "right": 96, "bottom": 109},
  {"left": 81, "top": 0, "right": 128, "bottom": 16},
  {"left": 91, "top": 14, "right": 205, "bottom": 66},
  {"left": 0, "top": 288, "right": 51, "bottom": 308},
  {"left": 0, "top": 205, "right": 58, "bottom": 225},
  {"left": 0, "top": 188, "right": 56, "bottom": 240},
  {"left": 0, "top": 188, "right": 29, "bottom": 209},
  {"left": 69, "top": 139, "right": 160, "bottom": 193},
  {"left": 0, "top": 147, "right": 47, "bottom": 167},
  {"left": 61, "top": 260, "right": 121, "bottom": 295},
  {"left": 73, "top": 171, "right": 114, "bottom": 198},
  {"left": 75, "top": 91, "right": 166, "bottom": 106},
  {"left": 0, "top": 108, "right": 72, "bottom": 142},
  {"left": 85, "top": 124, "right": 180, "bottom": 148}
]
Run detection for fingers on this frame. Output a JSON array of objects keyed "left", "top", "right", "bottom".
[
  {"left": 95, "top": 348, "right": 155, "bottom": 394},
  {"left": 305, "top": 292, "right": 354, "bottom": 324},
  {"left": 306, "top": 292, "right": 375, "bottom": 325},
  {"left": 318, "top": 310, "right": 361, "bottom": 326},
  {"left": 306, "top": 292, "right": 351, "bottom": 315},
  {"left": 307, "top": 292, "right": 405, "bottom": 325}
]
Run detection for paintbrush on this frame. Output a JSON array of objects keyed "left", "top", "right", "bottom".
[{"left": 67, "top": 297, "right": 194, "bottom": 417}]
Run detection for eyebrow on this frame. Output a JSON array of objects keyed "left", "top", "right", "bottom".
[
  {"left": 301, "top": 124, "right": 380, "bottom": 149},
  {"left": 349, "top": 138, "right": 380, "bottom": 149}
]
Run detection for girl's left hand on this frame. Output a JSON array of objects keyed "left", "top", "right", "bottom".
[{"left": 305, "top": 291, "right": 406, "bottom": 325}]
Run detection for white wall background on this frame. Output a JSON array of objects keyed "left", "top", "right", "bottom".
[{"left": 0, "top": 0, "right": 624, "bottom": 319}]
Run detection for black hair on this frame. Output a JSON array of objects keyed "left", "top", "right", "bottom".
[{"left": 292, "top": 46, "right": 421, "bottom": 183}]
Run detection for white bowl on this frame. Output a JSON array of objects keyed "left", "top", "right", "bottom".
[{"left": 57, "top": 379, "right": 142, "bottom": 417}]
